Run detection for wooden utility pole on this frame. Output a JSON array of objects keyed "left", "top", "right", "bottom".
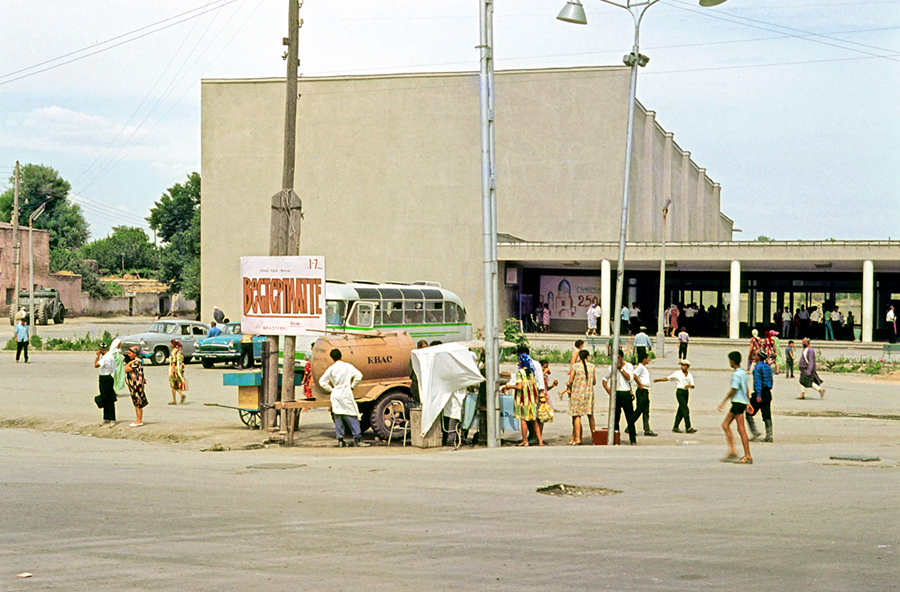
[
  {"left": 263, "top": 0, "right": 303, "bottom": 434},
  {"left": 12, "top": 161, "right": 21, "bottom": 317}
]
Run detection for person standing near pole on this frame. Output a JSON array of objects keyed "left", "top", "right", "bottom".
[
  {"left": 718, "top": 351, "right": 753, "bottom": 464},
  {"left": 319, "top": 348, "right": 366, "bottom": 447},
  {"left": 631, "top": 352, "right": 657, "bottom": 437},
  {"left": 586, "top": 303, "right": 597, "bottom": 336},
  {"left": 13, "top": 316, "right": 29, "bottom": 363},
  {"left": 633, "top": 326, "right": 652, "bottom": 365},
  {"left": 602, "top": 349, "right": 638, "bottom": 446},
  {"left": 94, "top": 342, "right": 117, "bottom": 425},
  {"left": 677, "top": 326, "right": 689, "bottom": 361}
]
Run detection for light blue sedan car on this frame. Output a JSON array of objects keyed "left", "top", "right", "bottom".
[{"left": 197, "top": 322, "right": 265, "bottom": 368}]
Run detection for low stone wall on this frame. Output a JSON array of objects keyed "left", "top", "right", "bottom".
[{"left": 78, "top": 293, "right": 196, "bottom": 317}]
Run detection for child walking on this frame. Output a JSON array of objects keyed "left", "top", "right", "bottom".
[{"left": 718, "top": 351, "right": 753, "bottom": 464}]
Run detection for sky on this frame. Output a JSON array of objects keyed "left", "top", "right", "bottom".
[{"left": 1, "top": 0, "right": 898, "bottom": 242}]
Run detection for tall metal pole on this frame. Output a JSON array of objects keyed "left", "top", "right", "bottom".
[
  {"left": 12, "top": 162, "right": 20, "bottom": 318},
  {"left": 266, "top": 0, "right": 303, "bottom": 435},
  {"left": 27, "top": 203, "right": 46, "bottom": 335},
  {"left": 606, "top": 3, "right": 654, "bottom": 442},
  {"left": 480, "top": 0, "right": 500, "bottom": 447},
  {"left": 656, "top": 199, "right": 671, "bottom": 357}
]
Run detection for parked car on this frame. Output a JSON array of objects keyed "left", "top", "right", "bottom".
[
  {"left": 120, "top": 320, "right": 210, "bottom": 365},
  {"left": 197, "top": 322, "right": 265, "bottom": 368}
]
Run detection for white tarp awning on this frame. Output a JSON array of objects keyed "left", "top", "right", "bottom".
[{"left": 412, "top": 343, "right": 485, "bottom": 436}]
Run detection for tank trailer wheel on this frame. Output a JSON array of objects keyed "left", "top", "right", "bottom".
[
  {"left": 36, "top": 305, "right": 47, "bottom": 325},
  {"left": 369, "top": 390, "right": 413, "bottom": 440}
]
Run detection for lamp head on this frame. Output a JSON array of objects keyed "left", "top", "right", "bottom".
[
  {"left": 699, "top": 0, "right": 728, "bottom": 6},
  {"left": 557, "top": 0, "right": 587, "bottom": 25}
]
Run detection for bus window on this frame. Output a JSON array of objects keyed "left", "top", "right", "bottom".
[
  {"left": 372, "top": 302, "right": 383, "bottom": 326},
  {"left": 384, "top": 301, "right": 403, "bottom": 325},
  {"left": 326, "top": 300, "right": 345, "bottom": 325},
  {"left": 444, "top": 301, "right": 459, "bottom": 322},
  {"left": 347, "top": 302, "right": 375, "bottom": 329},
  {"left": 425, "top": 301, "right": 443, "bottom": 323},
  {"left": 404, "top": 301, "right": 424, "bottom": 324}
]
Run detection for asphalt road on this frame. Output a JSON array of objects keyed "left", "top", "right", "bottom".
[{"left": 1, "top": 319, "right": 898, "bottom": 590}]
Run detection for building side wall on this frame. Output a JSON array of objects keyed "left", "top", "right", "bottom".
[{"left": 201, "top": 68, "right": 729, "bottom": 326}]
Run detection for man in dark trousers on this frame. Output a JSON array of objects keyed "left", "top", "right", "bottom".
[
  {"left": 746, "top": 350, "right": 774, "bottom": 442},
  {"left": 94, "top": 342, "right": 117, "bottom": 425},
  {"left": 602, "top": 349, "right": 638, "bottom": 445}
]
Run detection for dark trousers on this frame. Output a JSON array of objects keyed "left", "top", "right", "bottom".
[
  {"left": 99, "top": 374, "right": 117, "bottom": 422},
  {"left": 785, "top": 359, "right": 794, "bottom": 377},
  {"left": 635, "top": 346, "right": 647, "bottom": 364},
  {"left": 674, "top": 388, "right": 691, "bottom": 430},
  {"left": 16, "top": 340, "right": 28, "bottom": 362},
  {"left": 632, "top": 387, "right": 651, "bottom": 432},
  {"left": 334, "top": 414, "right": 361, "bottom": 440},
  {"left": 746, "top": 387, "right": 772, "bottom": 435},
  {"left": 678, "top": 342, "right": 688, "bottom": 360},
  {"left": 240, "top": 342, "right": 254, "bottom": 368},
  {"left": 614, "top": 390, "right": 637, "bottom": 444}
]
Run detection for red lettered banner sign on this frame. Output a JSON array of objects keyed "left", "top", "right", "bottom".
[{"left": 240, "top": 256, "right": 326, "bottom": 335}]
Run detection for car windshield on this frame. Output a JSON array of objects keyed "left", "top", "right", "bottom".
[
  {"left": 224, "top": 324, "right": 241, "bottom": 335},
  {"left": 149, "top": 323, "right": 178, "bottom": 334}
]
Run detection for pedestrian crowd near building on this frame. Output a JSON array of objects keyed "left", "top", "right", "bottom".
[{"left": 775, "top": 305, "right": 856, "bottom": 341}]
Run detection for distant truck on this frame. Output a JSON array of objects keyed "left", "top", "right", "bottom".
[
  {"left": 309, "top": 331, "right": 417, "bottom": 439},
  {"left": 8, "top": 289, "right": 66, "bottom": 325}
]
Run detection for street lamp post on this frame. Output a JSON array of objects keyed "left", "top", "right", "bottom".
[
  {"left": 656, "top": 198, "right": 671, "bottom": 357},
  {"left": 28, "top": 202, "right": 48, "bottom": 334},
  {"left": 557, "top": 0, "right": 728, "bottom": 443}
]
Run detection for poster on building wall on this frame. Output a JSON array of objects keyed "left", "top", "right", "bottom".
[
  {"left": 539, "top": 275, "right": 601, "bottom": 320},
  {"left": 241, "top": 256, "right": 326, "bottom": 335}
]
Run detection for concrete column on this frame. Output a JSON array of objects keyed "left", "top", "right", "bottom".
[
  {"left": 729, "top": 260, "right": 741, "bottom": 339},
  {"left": 601, "top": 259, "right": 611, "bottom": 337},
  {"left": 662, "top": 132, "right": 674, "bottom": 242},
  {"left": 712, "top": 183, "right": 723, "bottom": 239},
  {"left": 695, "top": 168, "right": 706, "bottom": 241},
  {"left": 641, "top": 110, "right": 656, "bottom": 241},
  {"left": 678, "top": 151, "right": 691, "bottom": 241},
  {"left": 863, "top": 260, "right": 874, "bottom": 343}
]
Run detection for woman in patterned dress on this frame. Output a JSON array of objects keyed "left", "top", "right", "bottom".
[
  {"left": 566, "top": 349, "right": 596, "bottom": 445},
  {"left": 747, "top": 329, "right": 762, "bottom": 370},
  {"left": 124, "top": 346, "right": 148, "bottom": 427},
  {"left": 168, "top": 338, "right": 187, "bottom": 405},
  {"left": 501, "top": 353, "right": 544, "bottom": 446}
]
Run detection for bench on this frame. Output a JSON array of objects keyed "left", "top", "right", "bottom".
[{"left": 883, "top": 344, "right": 900, "bottom": 360}]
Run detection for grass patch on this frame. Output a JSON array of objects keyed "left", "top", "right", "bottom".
[
  {"left": 819, "top": 354, "right": 900, "bottom": 375},
  {"left": 4, "top": 331, "right": 117, "bottom": 352}
]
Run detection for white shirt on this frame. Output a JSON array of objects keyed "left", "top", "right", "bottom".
[
  {"left": 810, "top": 310, "right": 823, "bottom": 323},
  {"left": 603, "top": 362, "right": 633, "bottom": 392},
  {"left": 665, "top": 370, "right": 695, "bottom": 390},
  {"left": 782, "top": 311, "right": 792, "bottom": 322},
  {"left": 632, "top": 363, "right": 651, "bottom": 390},
  {"left": 887, "top": 310, "right": 896, "bottom": 323},
  {"left": 318, "top": 360, "right": 363, "bottom": 416},
  {"left": 97, "top": 350, "right": 116, "bottom": 376},
  {"left": 593, "top": 306, "right": 602, "bottom": 320}
]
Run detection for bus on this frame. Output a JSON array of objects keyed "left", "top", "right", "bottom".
[{"left": 325, "top": 280, "right": 472, "bottom": 343}]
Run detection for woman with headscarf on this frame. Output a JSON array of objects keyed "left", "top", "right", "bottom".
[
  {"left": 747, "top": 328, "right": 762, "bottom": 370},
  {"left": 762, "top": 330, "right": 777, "bottom": 371},
  {"left": 124, "top": 346, "right": 148, "bottom": 426},
  {"left": 168, "top": 338, "right": 187, "bottom": 404},
  {"left": 768, "top": 330, "right": 783, "bottom": 374},
  {"left": 501, "top": 352, "right": 544, "bottom": 446}
]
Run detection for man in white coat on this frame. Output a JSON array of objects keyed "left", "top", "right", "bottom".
[{"left": 318, "top": 348, "right": 366, "bottom": 447}]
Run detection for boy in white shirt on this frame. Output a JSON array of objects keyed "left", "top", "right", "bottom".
[
  {"left": 655, "top": 359, "right": 696, "bottom": 434},
  {"left": 602, "top": 349, "right": 638, "bottom": 445},
  {"left": 631, "top": 352, "right": 656, "bottom": 436}
]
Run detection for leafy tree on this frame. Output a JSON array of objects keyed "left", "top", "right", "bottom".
[
  {"left": 49, "top": 249, "right": 119, "bottom": 299},
  {"left": 0, "top": 164, "right": 89, "bottom": 251},
  {"left": 149, "top": 173, "right": 201, "bottom": 303},
  {"left": 756, "top": 235, "right": 773, "bottom": 242},
  {"left": 81, "top": 226, "right": 158, "bottom": 274}
]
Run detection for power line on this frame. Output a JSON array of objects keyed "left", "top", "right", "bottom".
[
  {"left": 0, "top": 0, "right": 240, "bottom": 86},
  {"left": 664, "top": 0, "right": 900, "bottom": 62}
]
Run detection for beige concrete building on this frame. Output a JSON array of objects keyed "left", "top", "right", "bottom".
[{"left": 201, "top": 67, "right": 899, "bottom": 343}]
